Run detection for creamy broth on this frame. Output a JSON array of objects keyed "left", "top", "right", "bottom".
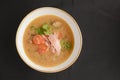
[{"left": 23, "top": 15, "right": 74, "bottom": 67}]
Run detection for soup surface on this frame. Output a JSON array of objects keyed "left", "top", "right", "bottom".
[{"left": 23, "top": 15, "right": 74, "bottom": 67}]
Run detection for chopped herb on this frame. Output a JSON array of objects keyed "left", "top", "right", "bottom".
[
  {"left": 36, "top": 27, "right": 44, "bottom": 35},
  {"left": 30, "top": 26, "right": 36, "bottom": 30},
  {"left": 42, "top": 24, "right": 52, "bottom": 35},
  {"left": 44, "top": 30, "right": 52, "bottom": 35},
  {"left": 65, "top": 41, "right": 71, "bottom": 49},
  {"left": 60, "top": 39, "right": 71, "bottom": 50},
  {"left": 42, "top": 24, "right": 49, "bottom": 30},
  {"left": 35, "top": 23, "right": 53, "bottom": 35}
]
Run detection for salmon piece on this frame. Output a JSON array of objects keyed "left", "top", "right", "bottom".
[
  {"left": 48, "top": 33, "right": 61, "bottom": 55},
  {"left": 50, "top": 45, "right": 56, "bottom": 53},
  {"left": 58, "top": 32, "right": 62, "bottom": 39},
  {"left": 38, "top": 44, "right": 48, "bottom": 53},
  {"left": 42, "top": 35, "right": 50, "bottom": 45},
  {"left": 32, "top": 35, "right": 45, "bottom": 45},
  {"left": 32, "top": 35, "right": 48, "bottom": 53}
]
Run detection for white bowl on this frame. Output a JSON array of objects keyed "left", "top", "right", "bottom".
[{"left": 16, "top": 7, "right": 82, "bottom": 73}]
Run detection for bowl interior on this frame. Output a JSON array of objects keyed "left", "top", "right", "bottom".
[{"left": 16, "top": 7, "right": 82, "bottom": 73}]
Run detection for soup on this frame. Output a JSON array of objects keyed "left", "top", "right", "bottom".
[{"left": 23, "top": 15, "right": 74, "bottom": 67}]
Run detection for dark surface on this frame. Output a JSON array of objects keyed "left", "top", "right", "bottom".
[{"left": 0, "top": 0, "right": 120, "bottom": 80}]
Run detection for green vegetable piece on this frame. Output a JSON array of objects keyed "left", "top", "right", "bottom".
[
  {"left": 44, "top": 30, "right": 52, "bottom": 35},
  {"left": 35, "top": 23, "right": 53, "bottom": 35},
  {"left": 42, "top": 24, "right": 52, "bottom": 35},
  {"left": 42, "top": 24, "right": 49, "bottom": 30},
  {"left": 30, "top": 26, "right": 36, "bottom": 30},
  {"left": 36, "top": 27, "right": 44, "bottom": 35},
  {"left": 65, "top": 41, "right": 71, "bottom": 49},
  {"left": 60, "top": 39, "right": 71, "bottom": 50}
]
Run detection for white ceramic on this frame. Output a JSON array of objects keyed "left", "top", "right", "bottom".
[{"left": 16, "top": 7, "right": 82, "bottom": 73}]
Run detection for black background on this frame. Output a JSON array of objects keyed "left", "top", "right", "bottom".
[{"left": 0, "top": 0, "right": 120, "bottom": 80}]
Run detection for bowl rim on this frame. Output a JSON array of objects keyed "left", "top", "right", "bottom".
[{"left": 16, "top": 7, "right": 83, "bottom": 73}]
